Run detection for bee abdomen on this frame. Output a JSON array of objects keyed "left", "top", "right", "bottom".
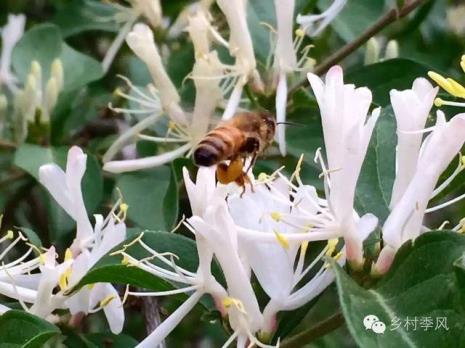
[{"left": 193, "top": 127, "right": 243, "bottom": 167}]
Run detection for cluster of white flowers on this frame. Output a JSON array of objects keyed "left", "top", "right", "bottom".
[
  {"left": 108, "top": 64, "right": 465, "bottom": 347},
  {"left": 0, "top": 147, "right": 127, "bottom": 333},
  {"left": 102, "top": 0, "right": 347, "bottom": 173}
]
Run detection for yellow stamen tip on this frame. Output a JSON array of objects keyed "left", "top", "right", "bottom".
[
  {"left": 434, "top": 97, "right": 444, "bottom": 107},
  {"left": 121, "top": 255, "right": 130, "bottom": 266},
  {"left": 59, "top": 268, "right": 71, "bottom": 291},
  {"left": 100, "top": 295, "right": 116, "bottom": 307},
  {"left": 222, "top": 297, "right": 246, "bottom": 314},
  {"left": 64, "top": 248, "right": 73, "bottom": 262},
  {"left": 295, "top": 28, "right": 305, "bottom": 37},
  {"left": 120, "top": 203, "right": 128, "bottom": 211},
  {"left": 257, "top": 172, "right": 268, "bottom": 182},
  {"left": 274, "top": 230, "right": 289, "bottom": 249},
  {"left": 270, "top": 211, "right": 282, "bottom": 222},
  {"left": 6, "top": 230, "right": 14, "bottom": 240},
  {"left": 39, "top": 253, "right": 46, "bottom": 265},
  {"left": 325, "top": 238, "right": 339, "bottom": 257}
]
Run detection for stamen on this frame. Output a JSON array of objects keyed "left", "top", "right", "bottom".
[
  {"left": 432, "top": 154, "right": 465, "bottom": 198},
  {"left": 426, "top": 191, "right": 465, "bottom": 213},
  {"left": 128, "top": 285, "right": 199, "bottom": 297},
  {"left": 137, "top": 134, "right": 189, "bottom": 143},
  {"left": 274, "top": 230, "right": 290, "bottom": 249}
]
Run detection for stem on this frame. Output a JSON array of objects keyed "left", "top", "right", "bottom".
[
  {"left": 142, "top": 295, "right": 166, "bottom": 348},
  {"left": 102, "top": 17, "right": 137, "bottom": 74},
  {"left": 280, "top": 311, "right": 345, "bottom": 348},
  {"left": 289, "top": 0, "right": 426, "bottom": 94}
]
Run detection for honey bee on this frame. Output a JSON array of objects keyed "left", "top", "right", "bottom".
[{"left": 193, "top": 112, "right": 276, "bottom": 192}]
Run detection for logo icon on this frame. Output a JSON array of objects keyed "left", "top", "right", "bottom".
[{"left": 363, "top": 315, "right": 386, "bottom": 334}]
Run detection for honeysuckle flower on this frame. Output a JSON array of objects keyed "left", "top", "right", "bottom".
[
  {"left": 227, "top": 172, "right": 345, "bottom": 334},
  {"left": 297, "top": 0, "right": 347, "bottom": 37},
  {"left": 375, "top": 111, "right": 465, "bottom": 274},
  {"left": 272, "top": 0, "right": 345, "bottom": 156},
  {"left": 168, "top": 0, "right": 216, "bottom": 39},
  {"left": 389, "top": 78, "right": 438, "bottom": 207},
  {"left": 307, "top": 65, "right": 380, "bottom": 267},
  {"left": 216, "top": 0, "right": 260, "bottom": 120},
  {"left": 428, "top": 56, "right": 465, "bottom": 108},
  {"left": 0, "top": 14, "right": 26, "bottom": 93},
  {"left": 38, "top": 146, "right": 127, "bottom": 332},
  {"left": 39, "top": 146, "right": 93, "bottom": 254},
  {"left": 103, "top": 20, "right": 227, "bottom": 173},
  {"left": 101, "top": 0, "right": 163, "bottom": 73},
  {"left": 0, "top": 243, "right": 69, "bottom": 320}
]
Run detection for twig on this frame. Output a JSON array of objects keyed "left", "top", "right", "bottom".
[
  {"left": 0, "top": 140, "right": 16, "bottom": 149},
  {"left": 288, "top": 0, "right": 427, "bottom": 95},
  {"left": 142, "top": 295, "right": 166, "bottom": 348},
  {"left": 280, "top": 311, "right": 345, "bottom": 348}
]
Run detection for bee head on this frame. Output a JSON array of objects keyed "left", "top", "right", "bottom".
[{"left": 259, "top": 112, "right": 276, "bottom": 143}]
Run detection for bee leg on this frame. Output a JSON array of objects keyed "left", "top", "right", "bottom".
[
  {"left": 217, "top": 158, "right": 244, "bottom": 185},
  {"left": 237, "top": 173, "right": 253, "bottom": 197},
  {"left": 245, "top": 151, "right": 258, "bottom": 174}
]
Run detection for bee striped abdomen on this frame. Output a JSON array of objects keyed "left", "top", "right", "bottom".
[{"left": 193, "top": 126, "right": 244, "bottom": 167}]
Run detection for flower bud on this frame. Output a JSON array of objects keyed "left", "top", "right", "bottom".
[
  {"left": 51, "top": 58, "right": 64, "bottom": 92},
  {"left": 30, "top": 60, "right": 42, "bottom": 88},
  {"left": 44, "top": 77, "right": 58, "bottom": 119},
  {"left": 384, "top": 40, "right": 399, "bottom": 60},
  {"left": 364, "top": 38, "right": 380, "bottom": 65}
]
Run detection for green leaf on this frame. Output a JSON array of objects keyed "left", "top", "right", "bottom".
[
  {"left": 333, "top": 231, "right": 465, "bottom": 348},
  {"left": 355, "top": 107, "right": 396, "bottom": 222},
  {"left": 13, "top": 144, "right": 67, "bottom": 180},
  {"left": 12, "top": 24, "right": 103, "bottom": 93},
  {"left": 345, "top": 59, "right": 430, "bottom": 106},
  {"left": 0, "top": 310, "right": 60, "bottom": 348},
  {"left": 318, "top": 0, "right": 385, "bottom": 42},
  {"left": 59, "top": 43, "right": 104, "bottom": 92},
  {"left": 12, "top": 24, "right": 62, "bottom": 82},
  {"left": 247, "top": 0, "right": 275, "bottom": 63},
  {"left": 52, "top": 0, "right": 118, "bottom": 37},
  {"left": 116, "top": 166, "right": 178, "bottom": 231}
]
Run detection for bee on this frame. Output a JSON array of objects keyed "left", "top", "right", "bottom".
[{"left": 193, "top": 112, "right": 276, "bottom": 192}]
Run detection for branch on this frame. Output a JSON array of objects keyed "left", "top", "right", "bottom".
[
  {"left": 280, "top": 311, "right": 345, "bottom": 348},
  {"left": 289, "top": 0, "right": 427, "bottom": 94},
  {"left": 142, "top": 295, "right": 166, "bottom": 348}
]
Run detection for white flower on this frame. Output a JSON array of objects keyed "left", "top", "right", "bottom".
[
  {"left": 216, "top": 0, "right": 259, "bottom": 120},
  {"left": 375, "top": 112, "right": 465, "bottom": 274},
  {"left": 103, "top": 20, "right": 227, "bottom": 173},
  {"left": 38, "top": 146, "right": 127, "bottom": 332},
  {"left": 297, "top": 0, "right": 347, "bottom": 37},
  {"left": 227, "top": 173, "right": 344, "bottom": 333},
  {"left": 126, "top": 24, "right": 184, "bottom": 124},
  {"left": 307, "top": 65, "right": 379, "bottom": 266},
  {"left": 39, "top": 146, "right": 93, "bottom": 253},
  {"left": 101, "top": 0, "right": 163, "bottom": 73},
  {"left": 0, "top": 14, "right": 25, "bottom": 93},
  {"left": 389, "top": 78, "right": 438, "bottom": 207},
  {"left": 272, "top": 0, "right": 345, "bottom": 156}
]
